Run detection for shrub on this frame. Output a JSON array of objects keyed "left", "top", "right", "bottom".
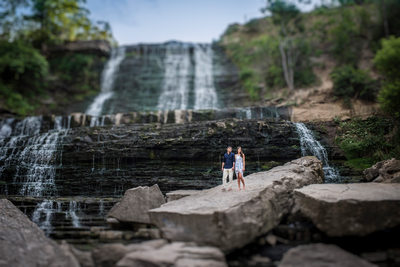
[
  {"left": 0, "top": 40, "right": 48, "bottom": 95},
  {"left": 335, "top": 117, "right": 399, "bottom": 169},
  {"left": 374, "top": 36, "right": 400, "bottom": 81},
  {"left": 378, "top": 81, "right": 400, "bottom": 117},
  {"left": 374, "top": 36, "right": 400, "bottom": 117},
  {"left": 331, "top": 65, "right": 377, "bottom": 103}
]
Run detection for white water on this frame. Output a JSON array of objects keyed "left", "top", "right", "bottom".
[
  {"left": 157, "top": 44, "right": 191, "bottom": 110},
  {"left": 66, "top": 200, "right": 81, "bottom": 227},
  {"left": 295, "top": 122, "right": 341, "bottom": 182},
  {"left": 17, "top": 130, "right": 62, "bottom": 197},
  {"left": 32, "top": 199, "right": 54, "bottom": 235},
  {"left": 193, "top": 44, "right": 218, "bottom": 110},
  {"left": 86, "top": 47, "right": 126, "bottom": 116}
]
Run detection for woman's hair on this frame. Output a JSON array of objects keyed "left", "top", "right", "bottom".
[{"left": 237, "top": 146, "right": 244, "bottom": 158}]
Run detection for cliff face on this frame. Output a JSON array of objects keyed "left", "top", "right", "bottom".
[{"left": 1, "top": 119, "right": 300, "bottom": 197}]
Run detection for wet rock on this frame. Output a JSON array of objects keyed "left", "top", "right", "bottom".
[
  {"left": 166, "top": 190, "right": 201, "bottom": 202},
  {"left": 92, "top": 243, "right": 131, "bottom": 267},
  {"left": 116, "top": 241, "right": 227, "bottom": 267},
  {"left": 295, "top": 183, "right": 400, "bottom": 236},
  {"left": 149, "top": 157, "right": 324, "bottom": 252},
  {"left": 93, "top": 240, "right": 167, "bottom": 267},
  {"left": 60, "top": 241, "right": 95, "bottom": 267},
  {"left": 0, "top": 199, "right": 79, "bottom": 267},
  {"left": 364, "top": 158, "right": 400, "bottom": 183},
  {"left": 279, "top": 243, "right": 376, "bottom": 267},
  {"left": 107, "top": 184, "right": 165, "bottom": 224}
]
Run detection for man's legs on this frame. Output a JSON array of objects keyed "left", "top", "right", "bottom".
[
  {"left": 228, "top": 169, "right": 234, "bottom": 190},
  {"left": 222, "top": 169, "right": 228, "bottom": 190}
]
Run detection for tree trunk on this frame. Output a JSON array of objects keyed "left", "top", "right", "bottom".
[
  {"left": 279, "top": 39, "right": 295, "bottom": 91},
  {"left": 381, "top": 0, "right": 389, "bottom": 37}
]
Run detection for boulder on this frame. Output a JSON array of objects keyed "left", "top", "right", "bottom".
[
  {"left": 107, "top": 184, "right": 165, "bottom": 224},
  {"left": 116, "top": 241, "right": 227, "bottom": 267},
  {"left": 166, "top": 190, "right": 201, "bottom": 202},
  {"left": 364, "top": 158, "right": 400, "bottom": 183},
  {"left": 60, "top": 241, "right": 95, "bottom": 267},
  {"left": 0, "top": 199, "right": 79, "bottom": 267},
  {"left": 279, "top": 243, "right": 376, "bottom": 267},
  {"left": 149, "top": 156, "right": 324, "bottom": 252},
  {"left": 295, "top": 183, "right": 400, "bottom": 236}
]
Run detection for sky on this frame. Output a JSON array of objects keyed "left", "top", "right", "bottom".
[{"left": 85, "top": 0, "right": 324, "bottom": 45}]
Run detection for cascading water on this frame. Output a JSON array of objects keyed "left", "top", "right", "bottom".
[
  {"left": 157, "top": 43, "right": 191, "bottom": 110},
  {"left": 294, "top": 122, "right": 341, "bottom": 182},
  {"left": 32, "top": 199, "right": 54, "bottom": 235},
  {"left": 86, "top": 46, "right": 126, "bottom": 117},
  {"left": 193, "top": 44, "right": 219, "bottom": 110}
]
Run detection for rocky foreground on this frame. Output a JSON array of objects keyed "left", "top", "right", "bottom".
[
  {"left": 149, "top": 156, "right": 324, "bottom": 252},
  {"left": 2, "top": 156, "right": 400, "bottom": 266}
]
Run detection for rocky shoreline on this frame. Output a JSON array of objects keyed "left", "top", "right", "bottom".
[{"left": 2, "top": 156, "right": 399, "bottom": 266}]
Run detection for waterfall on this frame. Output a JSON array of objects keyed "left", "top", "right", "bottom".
[
  {"left": 193, "top": 44, "right": 218, "bottom": 110},
  {"left": 17, "top": 131, "right": 61, "bottom": 197},
  {"left": 32, "top": 199, "right": 54, "bottom": 235},
  {"left": 86, "top": 46, "right": 126, "bottom": 116},
  {"left": 66, "top": 200, "right": 81, "bottom": 228},
  {"left": 157, "top": 43, "right": 191, "bottom": 110},
  {"left": 294, "top": 122, "right": 341, "bottom": 182}
]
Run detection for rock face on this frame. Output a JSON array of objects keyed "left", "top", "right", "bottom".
[
  {"left": 364, "top": 158, "right": 400, "bottom": 183},
  {"left": 149, "top": 156, "right": 324, "bottom": 252},
  {"left": 116, "top": 241, "right": 227, "bottom": 267},
  {"left": 279, "top": 243, "right": 376, "bottom": 267},
  {"left": 0, "top": 199, "right": 79, "bottom": 267},
  {"left": 166, "top": 190, "right": 201, "bottom": 202},
  {"left": 295, "top": 183, "right": 400, "bottom": 236},
  {"left": 107, "top": 185, "right": 165, "bottom": 224},
  {"left": 48, "top": 40, "right": 111, "bottom": 56}
]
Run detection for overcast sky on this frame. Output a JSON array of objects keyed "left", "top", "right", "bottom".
[{"left": 85, "top": 0, "right": 324, "bottom": 45}]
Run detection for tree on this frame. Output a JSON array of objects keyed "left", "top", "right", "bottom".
[
  {"left": 262, "top": 0, "right": 303, "bottom": 91},
  {"left": 0, "top": 0, "right": 29, "bottom": 40},
  {"left": 374, "top": 36, "right": 400, "bottom": 117}
]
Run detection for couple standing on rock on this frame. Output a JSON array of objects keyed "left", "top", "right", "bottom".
[{"left": 221, "top": 146, "right": 246, "bottom": 191}]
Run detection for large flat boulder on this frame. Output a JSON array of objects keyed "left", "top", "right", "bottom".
[
  {"left": 0, "top": 199, "right": 79, "bottom": 267},
  {"left": 166, "top": 190, "right": 202, "bottom": 202},
  {"left": 364, "top": 158, "right": 400, "bottom": 183},
  {"left": 149, "top": 156, "right": 324, "bottom": 252},
  {"left": 295, "top": 183, "right": 400, "bottom": 236},
  {"left": 107, "top": 184, "right": 165, "bottom": 224},
  {"left": 279, "top": 243, "right": 376, "bottom": 267},
  {"left": 116, "top": 241, "right": 227, "bottom": 267}
]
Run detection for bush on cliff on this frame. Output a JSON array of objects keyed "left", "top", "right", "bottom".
[
  {"left": 0, "top": 40, "right": 48, "bottom": 115},
  {"left": 335, "top": 117, "right": 400, "bottom": 170},
  {"left": 331, "top": 65, "right": 377, "bottom": 107},
  {"left": 374, "top": 36, "right": 400, "bottom": 117}
]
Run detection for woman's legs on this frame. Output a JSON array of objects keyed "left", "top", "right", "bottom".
[
  {"left": 236, "top": 172, "right": 241, "bottom": 190},
  {"left": 238, "top": 172, "right": 245, "bottom": 190},
  {"left": 239, "top": 172, "right": 245, "bottom": 189}
]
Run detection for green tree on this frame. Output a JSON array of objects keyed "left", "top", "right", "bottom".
[
  {"left": 374, "top": 36, "right": 400, "bottom": 116},
  {"left": 0, "top": 0, "right": 29, "bottom": 40},
  {"left": 0, "top": 39, "right": 48, "bottom": 114},
  {"left": 262, "top": 0, "right": 305, "bottom": 91}
]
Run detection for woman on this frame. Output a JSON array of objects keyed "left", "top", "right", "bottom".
[{"left": 235, "top": 146, "right": 246, "bottom": 190}]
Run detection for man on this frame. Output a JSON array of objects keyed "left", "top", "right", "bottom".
[{"left": 221, "top": 146, "right": 235, "bottom": 191}]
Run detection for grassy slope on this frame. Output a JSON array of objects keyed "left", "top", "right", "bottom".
[{"left": 218, "top": 4, "right": 382, "bottom": 119}]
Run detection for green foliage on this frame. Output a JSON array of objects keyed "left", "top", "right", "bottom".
[
  {"left": 336, "top": 117, "right": 400, "bottom": 169},
  {"left": 328, "top": 8, "right": 361, "bottom": 64},
  {"left": 0, "top": 40, "right": 48, "bottom": 115},
  {"left": 374, "top": 36, "right": 400, "bottom": 117},
  {"left": 374, "top": 36, "right": 400, "bottom": 81},
  {"left": 378, "top": 81, "right": 400, "bottom": 117},
  {"left": 48, "top": 52, "right": 104, "bottom": 99},
  {"left": 331, "top": 65, "right": 377, "bottom": 104}
]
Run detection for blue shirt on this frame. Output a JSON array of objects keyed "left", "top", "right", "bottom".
[{"left": 223, "top": 152, "right": 235, "bottom": 169}]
